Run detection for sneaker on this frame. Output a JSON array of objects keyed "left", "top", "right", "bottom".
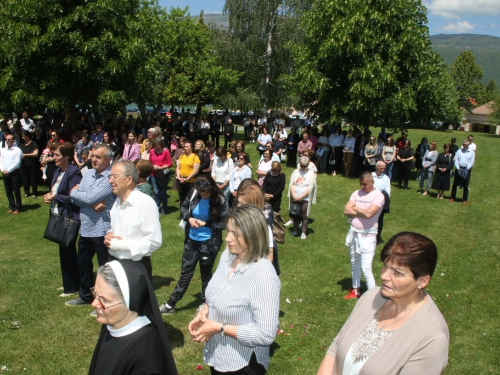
[
  {"left": 290, "top": 231, "right": 298, "bottom": 237},
  {"left": 159, "top": 303, "right": 175, "bottom": 315},
  {"left": 65, "top": 298, "right": 92, "bottom": 306},
  {"left": 59, "top": 292, "right": 76, "bottom": 298},
  {"left": 300, "top": 233, "right": 306, "bottom": 240},
  {"left": 284, "top": 220, "right": 293, "bottom": 228},
  {"left": 343, "top": 289, "right": 360, "bottom": 299},
  {"left": 90, "top": 309, "right": 97, "bottom": 317}
]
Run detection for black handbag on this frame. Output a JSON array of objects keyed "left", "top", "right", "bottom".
[
  {"left": 43, "top": 196, "right": 80, "bottom": 247},
  {"left": 289, "top": 202, "right": 301, "bottom": 218}
]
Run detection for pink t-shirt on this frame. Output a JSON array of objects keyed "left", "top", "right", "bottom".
[{"left": 349, "top": 189, "right": 384, "bottom": 230}]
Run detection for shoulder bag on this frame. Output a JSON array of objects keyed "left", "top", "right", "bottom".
[{"left": 43, "top": 196, "right": 80, "bottom": 247}]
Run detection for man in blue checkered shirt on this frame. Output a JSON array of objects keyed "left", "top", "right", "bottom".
[{"left": 65, "top": 144, "right": 117, "bottom": 309}]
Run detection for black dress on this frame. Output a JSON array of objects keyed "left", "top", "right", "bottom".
[
  {"left": 431, "top": 152, "right": 452, "bottom": 191},
  {"left": 262, "top": 172, "right": 286, "bottom": 213}
]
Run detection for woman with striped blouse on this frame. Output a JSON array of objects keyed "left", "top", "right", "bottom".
[{"left": 188, "top": 204, "right": 281, "bottom": 374}]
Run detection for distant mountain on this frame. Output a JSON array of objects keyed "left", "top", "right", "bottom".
[
  {"left": 201, "top": 16, "right": 500, "bottom": 86},
  {"left": 429, "top": 34, "right": 499, "bottom": 85}
]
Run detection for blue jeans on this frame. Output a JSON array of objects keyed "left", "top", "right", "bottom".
[
  {"left": 151, "top": 175, "right": 170, "bottom": 213},
  {"left": 385, "top": 162, "right": 394, "bottom": 180}
]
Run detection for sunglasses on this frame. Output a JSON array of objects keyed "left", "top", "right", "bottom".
[
  {"left": 196, "top": 180, "right": 211, "bottom": 189},
  {"left": 90, "top": 288, "right": 125, "bottom": 310}
]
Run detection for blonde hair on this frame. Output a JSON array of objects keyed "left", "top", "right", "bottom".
[
  {"left": 229, "top": 204, "right": 269, "bottom": 263},
  {"left": 237, "top": 185, "right": 265, "bottom": 210}
]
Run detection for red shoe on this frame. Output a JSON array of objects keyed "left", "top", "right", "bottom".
[
  {"left": 343, "top": 289, "right": 360, "bottom": 299},
  {"left": 449, "top": 198, "right": 454, "bottom": 202}
]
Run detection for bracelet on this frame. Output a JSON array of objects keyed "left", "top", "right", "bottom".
[{"left": 220, "top": 324, "right": 226, "bottom": 337}]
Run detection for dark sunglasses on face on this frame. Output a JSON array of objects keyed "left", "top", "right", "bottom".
[{"left": 196, "top": 180, "right": 211, "bottom": 189}]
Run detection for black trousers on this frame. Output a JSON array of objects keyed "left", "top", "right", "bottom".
[
  {"left": 210, "top": 353, "right": 266, "bottom": 375},
  {"left": 333, "top": 147, "right": 344, "bottom": 173},
  {"left": 451, "top": 168, "right": 471, "bottom": 201},
  {"left": 224, "top": 133, "right": 233, "bottom": 149},
  {"left": 177, "top": 181, "right": 193, "bottom": 206},
  {"left": 168, "top": 237, "right": 219, "bottom": 306},
  {"left": 59, "top": 241, "right": 80, "bottom": 294},
  {"left": 211, "top": 132, "right": 220, "bottom": 148},
  {"left": 286, "top": 149, "right": 297, "bottom": 168},
  {"left": 377, "top": 211, "right": 385, "bottom": 242},
  {"left": 4, "top": 169, "right": 22, "bottom": 211},
  {"left": 20, "top": 166, "right": 38, "bottom": 196},
  {"left": 397, "top": 162, "right": 412, "bottom": 188},
  {"left": 77, "top": 236, "right": 109, "bottom": 302}
]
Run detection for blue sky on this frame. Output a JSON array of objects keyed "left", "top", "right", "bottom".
[{"left": 158, "top": 0, "right": 500, "bottom": 37}]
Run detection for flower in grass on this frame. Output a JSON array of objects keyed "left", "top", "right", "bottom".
[{"left": 196, "top": 365, "right": 203, "bottom": 370}]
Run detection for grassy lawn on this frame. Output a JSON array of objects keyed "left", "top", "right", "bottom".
[{"left": 0, "top": 128, "right": 499, "bottom": 374}]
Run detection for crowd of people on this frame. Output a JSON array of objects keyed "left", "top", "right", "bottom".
[{"left": 0, "top": 110, "right": 464, "bottom": 374}]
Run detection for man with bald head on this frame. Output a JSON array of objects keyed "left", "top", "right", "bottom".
[{"left": 343, "top": 171, "right": 385, "bottom": 299}]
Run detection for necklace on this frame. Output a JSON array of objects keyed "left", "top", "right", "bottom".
[{"left": 381, "top": 295, "right": 423, "bottom": 329}]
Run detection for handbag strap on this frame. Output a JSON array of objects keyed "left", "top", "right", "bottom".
[{"left": 64, "top": 196, "right": 73, "bottom": 218}]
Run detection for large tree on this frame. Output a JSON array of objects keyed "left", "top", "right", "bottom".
[
  {"left": 451, "top": 50, "right": 484, "bottom": 112},
  {"left": 0, "top": 0, "right": 140, "bottom": 122},
  {"left": 292, "top": 0, "right": 459, "bottom": 127},
  {"left": 220, "top": 0, "right": 310, "bottom": 111}
]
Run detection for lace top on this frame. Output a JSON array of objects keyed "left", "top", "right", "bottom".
[{"left": 342, "top": 316, "right": 394, "bottom": 375}]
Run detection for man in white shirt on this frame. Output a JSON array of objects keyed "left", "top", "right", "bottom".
[
  {"left": 20, "top": 111, "right": 35, "bottom": 132},
  {"left": 104, "top": 160, "right": 162, "bottom": 279},
  {"left": 1, "top": 134, "right": 22, "bottom": 213},
  {"left": 372, "top": 161, "right": 391, "bottom": 244},
  {"left": 467, "top": 135, "right": 476, "bottom": 153}
]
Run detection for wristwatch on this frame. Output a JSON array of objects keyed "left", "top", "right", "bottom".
[{"left": 220, "top": 324, "right": 226, "bottom": 337}]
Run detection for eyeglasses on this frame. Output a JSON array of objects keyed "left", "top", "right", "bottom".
[
  {"left": 238, "top": 157, "right": 245, "bottom": 161},
  {"left": 108, "top": 174, "right": 127, "bottom": 181},
  {"left": 196, "top": 180, "right": 211, "bottom": 189},
  {"left": 6, "top": 138, "right": 14, "bottom": 142},
  {"left": 90, "top": 288, "right": 125, "bottom": 310},
  {"left": 51, "top": 133, "right": 58, "bottom": 137}
]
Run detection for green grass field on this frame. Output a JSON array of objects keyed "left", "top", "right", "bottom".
[{"left": 1, "top": 128, "right": 499, "bottom": 374}]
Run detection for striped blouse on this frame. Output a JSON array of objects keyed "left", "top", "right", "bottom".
[{"left": 203, "top": 249, "right": 281, "bottom": 372}]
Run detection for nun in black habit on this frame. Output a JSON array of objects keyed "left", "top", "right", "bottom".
[{"left": 88, "top": 259, "right": 178, "bottom": 375}]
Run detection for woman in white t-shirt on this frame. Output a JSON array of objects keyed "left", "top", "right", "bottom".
[{"left": 211, "top": 146, "right": 234, "bottom": 202}]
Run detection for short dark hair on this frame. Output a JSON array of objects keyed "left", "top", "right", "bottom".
[
  {"left": 380, "top": 232, "right": 438, "bottom": 279},
  {"left": 135, "top": 159, "right": 154, "bottom": 179},
  {"left": 238, "top": 152, "right": 250, "bottom": 164},
  {"left": 56, "top": 142, "right": 75, "bottom": 159},
  {"left": 215, "top": 146, "right": 227, "bottom": 157}
]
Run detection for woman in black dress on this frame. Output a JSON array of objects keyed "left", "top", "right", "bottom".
[
  {"left": 262, "top": 161, "right": 286, "bottom": 213},
  {"left": 396, "top": 139, "right": 415, "bottom": 190},
  {"left": 19, "top": 130, "right": 39, "bottom": 198},
  {"left": 432, "top": 143, "right": 453, "bottom": 199},
  {"left": 89, "top": 259, "right": 178, "bottom": 375}
]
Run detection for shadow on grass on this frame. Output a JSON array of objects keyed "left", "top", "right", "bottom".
[
  {"left": 163, "top": 321, "right": 185, "bottom": 349},
  {"left": 337, "top": 278, "right": 367, "bottom": 293},
  {"left": 270, "top": 341, "right": 281, "bottom": 358},
  {"left": 21, "top": 203, "right": 42, "bottom": 211},
  {"left": 174, "top": 293, "right": 204, "bottom": 313},
  {"left": 152, "top": 275, "right": 175, "bottom": 290}
]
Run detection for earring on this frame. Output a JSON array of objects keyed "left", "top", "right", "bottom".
[{"left": 418, "top": 286, "right": 422, "bottom": 290}]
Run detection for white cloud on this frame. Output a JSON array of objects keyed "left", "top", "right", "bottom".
[
  {"left": 491, "top": 23, "right": 497, "bottom": 28},
  {"left": 442, "top": 20, "right": 475, "bottom": 32},
  {"left": 424, "top": 0, "right": 500, "bottom": 18}
]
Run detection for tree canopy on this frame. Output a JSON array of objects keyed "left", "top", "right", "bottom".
[
  {"left": 292, "top": 0, "right": 459, "bottom": 127},
  {"left": 451, "top": 50, "right": 484, "bottom": 113}
]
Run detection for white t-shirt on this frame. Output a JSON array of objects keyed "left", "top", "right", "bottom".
[{"left": 349, "top": 189, "right": 384, "bottom": 230}]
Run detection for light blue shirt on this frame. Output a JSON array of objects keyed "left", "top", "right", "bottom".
[
  {"left": 189, "top": 198, "right": 212, "bottom": 241},
  {"left": 372, "top": 172, "right": 391, "bottom": 197},
  {"left": 70, "top": 165, "right": 116, "bottom": 237},
  {"left": 454, "top": 148, "right": 475, "bottom": 170}
]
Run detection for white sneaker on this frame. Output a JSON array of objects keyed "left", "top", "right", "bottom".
[
  {"left": 301, "top": 233, "right": 307, "bottom": 240},
  {"left": 284, "top": 220, "right": 293, "bottom": 227}
]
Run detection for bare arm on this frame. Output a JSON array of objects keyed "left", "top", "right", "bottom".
[
  {"left": 317, "top": 353, "right": 335, "bottom": 375},
  {"left": 343, "top": 200, "right": 357, "bottom": 218},
  {"left": 353, "top": 203, "right": 381, "bottom": 219}
]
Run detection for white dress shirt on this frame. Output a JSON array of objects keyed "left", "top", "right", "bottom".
[
  {"left": 109, "top": 190, "right": 162, "bottom": 260},
  {"left": 0, "top": 145, "right": 22, "bottom": 173}
]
